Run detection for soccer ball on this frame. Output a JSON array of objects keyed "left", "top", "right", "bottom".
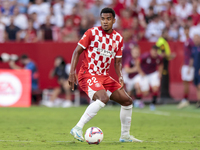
[{"left": 85, "top": 127, "right": 103, "bottom": 145}]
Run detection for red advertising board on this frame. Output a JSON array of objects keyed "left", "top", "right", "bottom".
[{"left": 0, "top": 69, "right": 31, "bottom": 107}]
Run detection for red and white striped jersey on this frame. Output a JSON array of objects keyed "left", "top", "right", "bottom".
[{"left": 78, "top": 26, "right": 123, "bottom": 75}]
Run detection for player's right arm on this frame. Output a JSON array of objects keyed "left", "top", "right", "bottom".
[
  {"left": 68, "top": 29, "right": 91, "bottom": 90},
  {"left": 68, "top": 45, "right": 84, "bottom": 91}
]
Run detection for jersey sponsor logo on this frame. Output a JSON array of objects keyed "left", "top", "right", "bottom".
[
  {"left": 0, "top": 73, "right": 22, "bottom": 106},
  {"left": 93, "top": 47, "right": 115, "bottom": 57}
]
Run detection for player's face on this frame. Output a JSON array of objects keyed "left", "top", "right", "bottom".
[
  {"left": 150, "top": 49, "right": 158, "bottom": 58},
  {"left": 100, "top": 13, "right": 115, "bottom": 33},
  {"left": 193, "top": 34, "right": 200, "bottom": 46},
  {"left": 131, "top": 47, "right": 140, "bottom": 58}
]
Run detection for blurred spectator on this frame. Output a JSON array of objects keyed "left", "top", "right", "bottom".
[
  {"left": 89, "top": 0, "right": 105, "bottom": 26},
  {"left": 138, "top": 0, "right": 152, "bottom": 12},
  {"left": 53, "top": 0, "right": 72, "bottom": 16},
  {"left": 17, "top": 0, "right": 29, "bottom": 13},
  {"left": 175, "top": 0, "right": 192, "bottom": 20},
  {"left": 28, "top": 0, "right": 50, "bottom": 25},
  {"left": 178, "top": 26, "right": 194, "bottom": 109},
  {"left": 1, "top": 1, "right": 15, "bottom": 16},
  {"left": 190, "top": 34, "right": 200, "bottom": 108},
  {"left": 145, "top": 14, "right": 165, "bottom": 42},
  {"left": 109, "top": 0, "right": 124, "bottom": 17},
  {"left": 124, "top": 45, "right": 146, "bottom": 108},
  {"left": 120, "top": 8, "right": 133, "bottom": 29},
  {"left": 156, "top": 28, "right": 176, "bottom": 99},
  {"left": 168, "top": 22, "right": 179, "bottom": 40},
  {"left": 190, "top": 1, "right": 200, "bottom": 26},
  {"left": 61, "top": 18, "right": 79, "bottom": 42},
  {"left": 64, "top": 4, "right": 81, "bottom": 29},
  {"left": 13, "top": 7, "right": 28, "bottom": 30},
  {"left": 145, "top": 6, "right": 155, "bottom": 24},
  {"left": 137, "top": 45, "right": 163, "bottom": 110},
  {"left": 24, "top": 19, "right": 38, "bottom": 43},
  {"left": 130, "top": 17, "right": 146, "bottom": 41},
  {"left": 5, "top": 16, "right": 21, "bottom": 41},
  {"left": 122, "top": 29, "right": 136, "bottom": 67},
  {"left": 49, "top": 5, "right": 63, "bottom": 27},
  {"left": 30, "top": 12, "right": 41, "bottom": 30},
  {"left": 44, "top": 56, "right": 73, "bottom": 107},
  {"left": 79, "top": 16, "right": 90, "bottom": 37},
  {"left": 9, "top": 54, "right": 39, "bottom": 103},
  {"left": 39, "top": 16, "right": 53, "bottom": 41}
]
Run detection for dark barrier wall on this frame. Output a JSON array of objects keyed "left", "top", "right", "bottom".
[{"left": 0, "top": 42, "right": 196, "bottom": 100}]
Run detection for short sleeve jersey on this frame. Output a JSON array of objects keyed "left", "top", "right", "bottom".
[
  {"left": 140, "top": 52, "right": 163, "bottom": 74},
  {"left": 124, "top": 56, "right": 138, "bottom": 79},
  {"left": 78, "top": 26, "right": 123, "bottom": 75},
  {"left": 184, "top": 38, "right": 194, "bottom": 65}
]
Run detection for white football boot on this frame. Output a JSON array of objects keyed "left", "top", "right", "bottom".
[
  {"left": 119, "top": 135, "right": 143, "bottom": 142},
  {"left": 70, "top": 126, "right": 84, "bottom": 142}
]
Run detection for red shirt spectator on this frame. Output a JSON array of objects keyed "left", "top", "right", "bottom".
[{"left": 64, "top": 5, "right": 81, "bottom": 28}]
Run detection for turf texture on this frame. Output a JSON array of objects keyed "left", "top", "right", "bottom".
[{"left": 0, "top": 105, "right": 200, "bottom": 150}]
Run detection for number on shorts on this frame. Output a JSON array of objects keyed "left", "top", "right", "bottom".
[{"left": 87, "top": 77, "right": 98, "bottom": 86}]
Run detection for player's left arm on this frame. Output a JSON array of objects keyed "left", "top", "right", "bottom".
[{"left": 114, "top": 57, "right": 124, "bottom": 89}]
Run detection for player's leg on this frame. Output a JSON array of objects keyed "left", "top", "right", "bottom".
[
  {"left": 75, "top": 89, "right": 108, "bottom": 128},
  {"left": 110, "top": 88, "right": 142, "bottom": 142},
  {"left": 70, "top": 75, "right": 107, "bottom": 141},
  {"left": 149, "top": 71, "right": 160, "bottom": 110},
  {"left": 133, "top": 75, "right": 149, "bottom": 108},
  {"left": 196, "top": 75, "right": 200, "bottom": 108},
  {"left": 178, "top": 65, "right": 192, "bottom": 108}
]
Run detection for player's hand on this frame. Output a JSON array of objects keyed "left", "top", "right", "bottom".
[
  {"left": 119, "top": 76, "right": 124, "bottom": 90},
  {"left": 68, "top": 72, "right": 77, "bottom": 91}
]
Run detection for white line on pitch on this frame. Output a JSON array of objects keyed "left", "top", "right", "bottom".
[{"left": 0, "top": 140, "right": 199, "bottom": 143}]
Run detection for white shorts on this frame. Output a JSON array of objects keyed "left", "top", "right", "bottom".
[
  {"left": 125, "top": 74, "right": 149, "bottom": 92},
  {"left": 139, "top": 71, "right": 160, "bottom": 92},
  {"left": 181, "top": 65, "right": 194, "bottom": 81}
]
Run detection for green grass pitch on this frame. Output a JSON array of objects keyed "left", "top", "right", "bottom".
[{"left": 0, "top": 105, "right": 200, "bottom": 150}]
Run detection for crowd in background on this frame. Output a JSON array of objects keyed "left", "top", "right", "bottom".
[{"left": 1, "top": 0, "right": 200, "bottom": 43}]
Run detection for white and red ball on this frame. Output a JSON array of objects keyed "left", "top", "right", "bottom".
[{"left": 85, "top": 127, "right": 103, "bottom": 145}]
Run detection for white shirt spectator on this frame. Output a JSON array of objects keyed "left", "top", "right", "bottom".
[
  {"left": 0, "top": 23, "right": 5, "bottom": 43},
  {"left": 179, "top": 27, "right": 186, "bottom": 42},
  {"left": 0, "top": 16, "right": 10, "bottom": 26},
  {"left": 50, "top": 14, "right": 64, "bottom": 27},
  {"left": 175, "top": 3, "right": 192, "bottom": 19},
  {"left": 53, "top": 2, "right": 73, "bottom": 16},
  {"left": 189, "top": 24, "right": 200, "bottom": 39},
  {"left": 145, "top": 20, "right": 165, "bottom": 42},
  {"left": 138, "top": 0, "right": 152, "bottom": 12},
  {"left": 14, "top": 14, "right": 28, "bottom": 30},
  {"left": 28, "top": 2, "right": 50, "bottom": 24}
]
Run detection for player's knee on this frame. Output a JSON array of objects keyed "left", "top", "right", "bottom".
[
  {"left": 123, "top": 97, "right": 133, "bottom": 106},
  {"left": 99, "top": 95, "right": 110, "bottom": 104}
]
